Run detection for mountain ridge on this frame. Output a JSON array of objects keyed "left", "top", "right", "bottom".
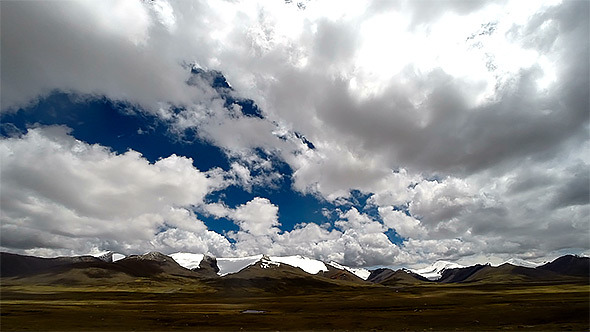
[{"left": 2, "top": 251, "right": 588, "bottom": 288}]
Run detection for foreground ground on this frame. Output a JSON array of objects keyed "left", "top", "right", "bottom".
[{"left": 1, "top": 279, "right": 588, "bottom": 331}]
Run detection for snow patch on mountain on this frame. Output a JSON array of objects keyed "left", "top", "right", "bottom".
[
  {"left": 93, "top": 251, "right": 126, "bottom": 263},
  {"left": 170, "top": 252, "right": 204, "bottom": 270},
  {"left": 214, "top": 254, "right": 328, "bottom": 275},
  {"left": 328, "top": 261, "right": 371, "bottom": 280},
  {"left": 411, "top": 261, "right": 464, "bottom": 280},
  {"left": 498, "top": 258, "right": 541, "bottom": 268},
  {"left": 260, "top": 256, "right": 281, "bottom": 269},
  {"left": 112, "top": 253, "right": 125, "bottom": 262},
  {"left": 269, "top": 255, "right": 328, "bottom": 275},
  {"left": 217, "top": 255, "right": 264, "bottom": 276}
]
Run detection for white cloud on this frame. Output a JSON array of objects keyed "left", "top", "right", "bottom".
[
  {"left": 336, "top": 208, "right": 385, "bottom": 234},
  {"left": 286, "top": 142, "right": 392, "bottom": 200},
  {"left": 204, "top": 197, "right": 281, "bottom": 238},
  {"left": 379, "top": 207, "right": 426, "bottom": 239},
  {"left": 276, "top": 208, "right": 403, "bottom": 267},
  {"left": 149, "top": 0, "right": 177, "bottom": 33},
  {"left": 201, "top": 201, "right": 405, "bottom": 267},
  {"left": 0, "top": 126, "right": 232, "bottom": 256},
  {"left": 409, "top": 178, "right": 475, "bottom": 228},
  {"left": 232, "top": 197, "right": 281, "bottom": 237},
  {"left": 151, "top": 228, "right": 231, "bottom": 256}
]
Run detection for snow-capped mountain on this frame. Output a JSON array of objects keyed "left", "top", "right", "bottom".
[
  {"left": 269, "top": 255, "right": 328, "bottom": 274},
  {"left": 93, "top": 251, "right": 125, "bottom": 263},
  {"left": 216, "top": 255, "right": 264, "bottom": 276},
  {"left": 97, "top": 251, "right": 333, "bottom": 277},
  {"left": 328, "top": 261, "right": 371, "bottom": 280},
  {"left": 86, "top": 251, "right": 551, "bottom": 282},
  {"left": 499, "top": 258, "right": 541, "bottom": 268},
  {"left": 411, "top": 261, "right": 465, "bottom": 280},
  {"left": 3, "top": 251, "right": 588, "bottom": 288},
  {"left": 169, "top": 252, "right": 204, "bottom": 270},
  {"left": 200, "top": 254, "right": 329, "bottom": 276},
  {"left": 410, "top": 258, "right": 541, "bottom": 280}
]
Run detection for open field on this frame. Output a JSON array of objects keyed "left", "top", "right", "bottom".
[{"left": 1, "top": 280, "right": 588, "bottom": 331}]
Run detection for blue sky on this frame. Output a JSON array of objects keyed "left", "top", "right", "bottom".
[
  {"left": 0, "top": 85, "right": 405, "bottom": 245},
  {"left": 0, "top": 0, "right": 588, "bottom": 268}
]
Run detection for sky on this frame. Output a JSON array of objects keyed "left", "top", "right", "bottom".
[{"left": 0, "top": 0, "right": 588, "bottom": 268}]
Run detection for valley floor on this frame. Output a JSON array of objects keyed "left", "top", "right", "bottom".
[{"left": 1, "top": 281, "right": 589, "bottom": 331}]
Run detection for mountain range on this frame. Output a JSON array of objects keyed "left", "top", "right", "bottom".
[
  {"left": 2, "top": 251, "right": 588, "bottom": 331},
  {"left": 1, "top": 251, "right": 588, "bottom": 289}
]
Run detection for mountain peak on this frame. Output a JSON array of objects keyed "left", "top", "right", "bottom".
[
  {"left": 268, "top": 255, "right": 328, "bottom": 275},
  {"left": 502, "top": 258, "right": 540, "bottom": 268},
  {"left": 538, "top": 255, "right": 590, "bottom": 277},
  {"left": 328, "top": 261, "right": 371, "bottom": 280},
  {"left": 411, "top": 260, "right": 464, "bottom": 280},
  {"left": 95, "top": 251, "right": 126, "bottom": 263},
  {"left": 134, "top": 252, "right": 171, "bottom": 262}
]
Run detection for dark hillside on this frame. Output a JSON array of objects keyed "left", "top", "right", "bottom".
[
  {"left": 367, "top": 268, "right": 428, "bottom": 285},
  {"left": 209, "top": 258, "right": 369, "bottom": 295},
  {"left": 367, "top": 268, "right": 396, "bottom": 283},
  {"left": 439, "top": 264, "right": 487, "bottom": 283},
  {"left": 114, "top": 252, "right": 199, "bottom": 278},
  {"left": 464, "top": 263, "right": 563, "bottom": 283},
  {"left": 379, "top": 269, "right": 429, "bottom": 286},
  {"left": 538, "top": 255, "right": 590, "bottom": 277},
  {"left": 320, "top": 265, "right": 366, "bottom": 283},
  {"left": 0, "top": 252, "right": 100, "bottom": 277}
]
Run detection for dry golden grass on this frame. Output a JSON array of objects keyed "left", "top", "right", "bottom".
[{"left": 1, "top": 278, "right": 588, "bottom": 331}]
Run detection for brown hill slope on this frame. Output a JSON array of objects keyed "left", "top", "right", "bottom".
[
  {"left": 463, "top": 263, "right": 564, "bottom": 283},
  {"left": 209, "top": 257, "right": 372, "bottom": 295},
  {"left": 367, "top": 268, "right": 428, "bottom": 286},
  {"left": 438, "top": 264, "right": 487, "bottom": 283},
  {"left": 319, "top": 265, "right": 367, "bottom": 283},
  {"left": 0, "top": 251, "right": 206, "bottom": 286},
  {"left": 0, "top": 252, "right": 101, "bottom": 277},
  {"left": 114, "top": 252, "right": 200, "bottom": 278},
  {"left": 538, "top": 255, "right": 590, "bottom": 277}
]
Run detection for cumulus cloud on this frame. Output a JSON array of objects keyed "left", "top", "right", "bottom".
[
  {"left": 265, "top": 209, "right": 403, "bottom": 267},
  {"left": 203, "top": 200, "right": 403, "bottom": 266},
  {"left": 379, "top": 208, "right": 426, "bottom": 239},
  {"left": 0, "top": 126, "right": 232, "bottom": 256},
  {"left": 232, "top": 197, "right": 281, "bottom": 236},
  {"left": 204, "top": 197, "right": 281, "bottom": 237}
]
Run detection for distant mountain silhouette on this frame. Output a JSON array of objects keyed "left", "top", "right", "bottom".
[
  {"left": 438, "top": 264, "right": 488, "bottom": 283},
  {"left": 205, "top": 256, "right": 371, "bottom": 295},
  {"left": 0, "top": 251, "right": 202, "bottom": 284},
  {"left": 115, "top": 252, "right": 199, "bottom": 278},
  {"left": 0, "top": 252, "right": 101, "bottom": 277},
  {"left": 193, "top": 255, "right": 220, "bottom": 277},
  {"left": 367, "top": 268, "right": 428, "bottom": 285},
  {"left": 460, "top": 263, "right": 563, "bottom": 283},
  {"left": 320, "top": 265, "right": 366, "bottom": 283},
  {"left": 538, "top": 255, "right": 590, "bottom": 277},
  {"left": 2, "top": 252, "right": 588, "bottom": 289},
  {"left": 438, "top": 259, "right": 588, "bottom": 284},
  {"left": 367, "top": 268, "right": 394, "bottom": 283}
]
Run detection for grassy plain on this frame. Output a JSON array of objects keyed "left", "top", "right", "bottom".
[{"left": 2, "top": 278, "right": 589, "bottom": 331}]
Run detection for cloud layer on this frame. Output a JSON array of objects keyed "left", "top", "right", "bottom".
[
  {"left": 0, "top": 128, "right": 404, "bottom": 266},
  {"left": 1, "top": 0, "right": 588, "bottom": 266}
]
